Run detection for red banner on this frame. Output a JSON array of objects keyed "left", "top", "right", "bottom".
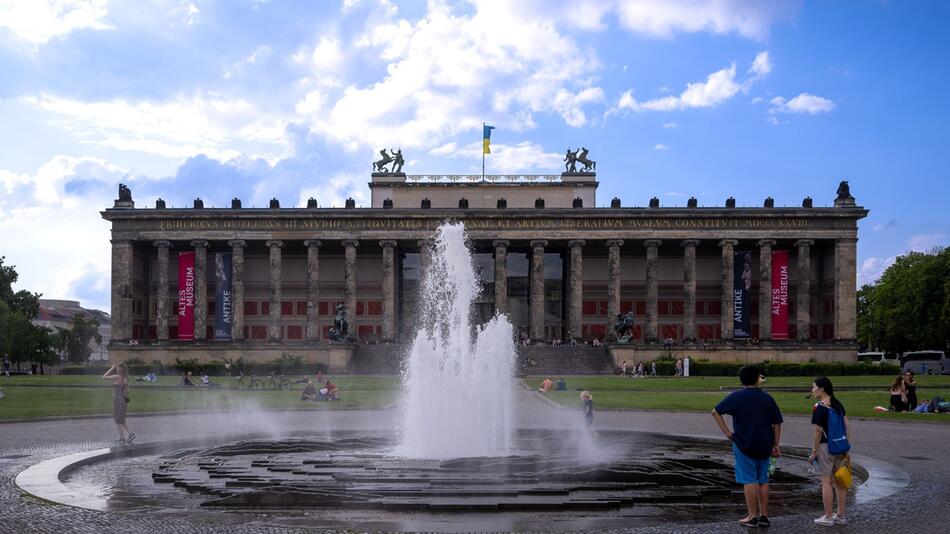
[
  {"left": 177, "top": 251, "right": 196, "bottom": 340},
  {"left": 771, "top": 250, "right": 789, "bottom": 339}
]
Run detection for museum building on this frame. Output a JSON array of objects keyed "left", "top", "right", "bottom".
[{"left": 102, "top": 169, "right": 867, "bottom": 369}]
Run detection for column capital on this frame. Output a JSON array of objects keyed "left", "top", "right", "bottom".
[
  {"left": 341, "top": 239, "right": 359, "bottom": 248},
  {"left": 530, "top": 239, "right": 548, "bottom": 248},
  {"left": 265, "top": 240, "right": 283, "bottom": 248},
  {"left": 568, "top": 239, "right": 586, "bottom": 248},
  {"left": 303, "top": 239, "right": 322, "bottom": 248},
  {"left": 190, "top": 239, "right": 208, "bottom": 248},
  {"left": 153, "top": 240, "right": 171, "bottom": 248},
  {"left": 228, "top": 239, "right": 246, "bottom": 247},
  {"left": 643, "top": 239, "right": 662, "bottom": 248},
  {"left": 718, "top": 239, "right": 739, "bottom": 248},
  {"left": 836, "top": 237, "right": 858, "bottom": 244},
  {"left": 681, "top": 239, "right": 700, "bottom": 248},
  {"left": 605, "top": 239, "right": 624, "bottom": 248},
  {"left": 378, "top": 239, "right": 397, "bottom": 248},
  {"left": 492, "top": 239, "right": 510, "bottom": 248},
  {"left": 794, "top": 239, "right": 815, "bottom": 247},
  {"left": 757, "top": 239, "right": 777, "bottom": 247}
]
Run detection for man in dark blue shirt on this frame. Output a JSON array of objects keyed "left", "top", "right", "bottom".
[{"left": 712, "top": 365, "right": 783, "bottom": 528}]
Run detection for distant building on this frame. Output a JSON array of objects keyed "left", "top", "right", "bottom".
[{"left": 33, "top": 299, "right": 111, "bottom": 361}]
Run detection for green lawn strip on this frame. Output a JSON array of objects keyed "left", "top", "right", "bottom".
[
  {"left": 0, "top": 374, "right": 399, "bottom": 390},
  {"left": 0, "top": 382, "right": 400, "bottom": 420},
  {"left": 525, "top": 375, "right": 950, "bottom": 392},
  {"left": 539, "top": 389, "right": 950, "bottom": 422}
]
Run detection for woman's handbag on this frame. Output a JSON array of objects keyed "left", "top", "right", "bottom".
[{"left": 834, "top": 454, "right": 853, "bottom": 489}]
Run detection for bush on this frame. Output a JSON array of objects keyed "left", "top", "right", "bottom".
[{"left": 644, "top": 359, "right": 899, "bottom": 377}]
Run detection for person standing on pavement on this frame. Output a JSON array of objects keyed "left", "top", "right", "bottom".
[
  {"left": 711, "top": 365, "right": 783, "bottom": 528},
  {"left": 810, "top": 376, "right": 851, "bottom": 527},
  {"left": 103, "top": 363, "right": 135, "bottom": 443}
]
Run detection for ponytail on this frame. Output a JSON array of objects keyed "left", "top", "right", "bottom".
[{"left": 814, "top": 375, "right": 845, "bottom": 414}]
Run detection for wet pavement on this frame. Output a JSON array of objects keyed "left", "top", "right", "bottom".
[{"left": 0, "top": 389, "right": 948, "bottom": 533}]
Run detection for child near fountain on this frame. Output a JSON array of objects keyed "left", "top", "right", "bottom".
[{"left": 581, "top": 391, "right": 596, "bottom": 436}]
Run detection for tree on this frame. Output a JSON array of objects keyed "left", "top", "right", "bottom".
[
  {"left": 0, "top": 256, "right": 41, "bottom": 318},
  {"left": 59, "top": 314, "right": 102, "bottom": 364}
]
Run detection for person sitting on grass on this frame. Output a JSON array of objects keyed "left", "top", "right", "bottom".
[
  {"left": 200, "top": 373, "right": 216, "bottom": 387},
  {"left": 322, "top": 380, "right": 339, "bottom": 401},
  {"left": 136, "top": 372, "right": 157, "bottom": 383},
  {"left": 538, "top": 377, "right": 554, "bottom": 393},
  {"left": 913, "top": 400, "right": 931, "bottom": 413},
  {"left": 555, "top": 377, "right": 567, "bottom": 391},
  {"left": 301, "top": 379, "right": 318, "bottom": 401}
]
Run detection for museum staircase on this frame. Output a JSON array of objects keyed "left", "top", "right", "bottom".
[{"left": 517, "top": 344, "right": 615, "bottom": 376}]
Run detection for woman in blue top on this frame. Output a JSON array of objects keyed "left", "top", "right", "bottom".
[
  {"left": 581, "top": 391, "right": 596, "bottom": 437},
  {"left": 809, "top": 376, "right": 850, "bottom": 527}
]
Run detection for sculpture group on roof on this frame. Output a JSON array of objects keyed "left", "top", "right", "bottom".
[
  {"left": 564, "top": 147, "right": 596, "bottom": 173},
  {"left": 373, "top": 148, "right": 405, "bottom": 174}
]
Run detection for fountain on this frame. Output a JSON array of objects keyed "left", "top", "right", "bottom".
[{"left": 397, "top": 222, "right": 516, "bottom": 458}]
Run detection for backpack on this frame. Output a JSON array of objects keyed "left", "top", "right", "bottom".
[{"left": 826, "top": 406, "right": 851, "bottom": 455}]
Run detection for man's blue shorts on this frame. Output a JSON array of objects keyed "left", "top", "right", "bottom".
[{"left": 733, "top": 443, "right": 770, "bottom": 484}]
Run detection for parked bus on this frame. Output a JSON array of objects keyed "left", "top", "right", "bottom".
[{"left": 900, "top": 350, "right": 949, "bottom": 375}]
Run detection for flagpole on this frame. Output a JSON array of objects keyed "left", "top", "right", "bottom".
[{"left": 481, "top": 122, "right": 485, "bottom": 181}]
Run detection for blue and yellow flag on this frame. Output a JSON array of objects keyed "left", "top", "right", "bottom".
[{"left": 483, "top": 124, "right": 495, "bottom": 154}]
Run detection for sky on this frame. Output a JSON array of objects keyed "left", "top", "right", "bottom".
[{"left": 1, "top": 0, "right": 948, "bottom": 313}]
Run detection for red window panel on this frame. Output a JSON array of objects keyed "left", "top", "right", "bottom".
[
  {"left": 243, "top": 325, "right": 249, "bottom": 339},
  {"left": 708, "top": 300, "right": 722, "bottom": 316},
  {"left": 287, "top": 325, "right": 303, "bottom": 340},
  {"left": 788, "top": 324, "right": 798, "bottom": 340},
  {"left": 598, "top": 300, "right": 608, "bottom": 316},
  {"left": 822, "top": 324, "right": 834, "bottom": 340},
  {"left": 658, "top": 301, "right": 669, "bottom": 316},
  {"left": 319, "top": 301, "right": 329, "bottom": 316},
  {"left": 281, "top": 301, "right": 293, "bottom": 316},
  {"left": 206, "top": 325, "right": 213, "bottom": 339},
  {"left": 367, "top": 301, "right": 383, "bottom": 316},
  {"left": 588, "top": 324, "right": 606, "bottom": 340},
  {"left": 698, "top": 325, "right": 715, "bottom": 340},
  {"left": 207, "top": 301, "right": 215, "bottom": 316},
  {"left": 261, "top": 301, "right": 270, "bottom": 316},
  {"left": 251, "top": 325, "right": 267, "bottom": 339},
  {"left": 661, "top": 325, "right": 679, "bottom": 340},
  {"left": 635, "top": 300, "right": 646, "bottom": 315},
  {"left": 169, "top": 325, "right": 178, "bottom": 339},
  {"left": 620, "top": 300, "right": 633, "bottom": 314},
  {"left": 244, "top": 301, "right": 258, "bottom": 316},
  {"left": 148, "top": 325, "right": 157, "bottom": 339},
  {"left": 671, "top": 300, "right": 684, "bottom": 316},
  {"left": 809, "top": 325, "right": 818, "bottom": 339},
  {"left": 630, "top": 325, "right": 642, "bottom": 339},
  {"left": 322, "top": 325, "right": 332, "bottom": 338},
  {"left": 582, "top": 300, "right": 597, "bottom": 316},
  {"left": 358, "top": 324, "right": 375, "bottom": 338},
  {"left": 357, "top": 301, "right": 365, "bottom": 316},
  {"left": 823, "top": 299, "right": 833, "bottom": 315},
  {"left": 296, "top": 301, "right": 307, "bottom": 316},
  {"left": 695, "top": 300, "right": 705, "bottom": 316}
]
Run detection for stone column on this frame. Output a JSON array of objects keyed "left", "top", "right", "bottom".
[
  {"left": 493, "top": 240, "right": 509, "bottom": 315},
  {"left": 719, "top": 240, "right": 738, "bottom": 340},
  {"left": 342, "top": 239, "right": 359, "bottom": 337},
  {"left": 606, "top": 239, "right": 623, "bottom": 340},
  {"left": 795, "top": 240, "right": 814, "bottom": 341},
  {"left": 644, "top": 240, "right": 662, "bottom": 344},
  {"left": 153, "top": 240, "right": 171, "bottom": 341},
  {"left": 682, "top": 240, "right": 700, "bottom": 343},
  {"left": 229, "top": 240, "right": 245, "bottom": 341},
  {"left": 834, "top": 238, "right": 858, "bottom": 341},
  {"left": 190, "top": 240, "right": 208, "bottom": 341},
  {"left": 758, "top": 239, "right": 776, "bottom": 340},
  {"left": 567, "top": 240, "right": 585, "bottom": 340},
  {"left": 380, "top": 240, "right": 397, "bottom": 341},
  {"left": 304, "top": 240, "right": 322, "bottom": 341},
  {"left": 417, "top": 239, "right": 434, "bottom": 276},
  {"left": 110, "top": 239, "right": 134, "bottom": 342},
  {"left": 529, "top": 239, "right": 547, "bottom": 340},
  {"left": 266, "top": 240, "right": 283, "bottom": 340}
]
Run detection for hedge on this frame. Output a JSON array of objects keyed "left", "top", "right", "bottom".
[
  {"left": 630, "top": 360, "right": 898, "bottom": 377},
  {"left": 60, "top": 361, "right": 328, "bottom": 376}
]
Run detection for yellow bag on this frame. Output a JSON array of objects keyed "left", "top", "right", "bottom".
[{"left": 834, "top": 454, "right": 853, "bottom": 489}]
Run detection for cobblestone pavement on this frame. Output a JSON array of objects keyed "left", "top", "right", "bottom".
[{"left": 1, "top": 391, "right": 948, "bottom": 533}]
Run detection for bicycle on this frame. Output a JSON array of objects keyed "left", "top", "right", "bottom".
[
  {"left": 266, "top": 372, "right": 291, "bottom": 391},
  {"left": 236, "top": 372, "right": 264, "bottom": 390}
]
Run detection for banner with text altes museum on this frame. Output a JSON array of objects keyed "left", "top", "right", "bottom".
[
  {"left": 177, "top": 251, "right": 196, "bottom": 340},
  {"left": 771, "top": 250, "right": 790, "bottom": 340},
  {"left": 213, "top": 253, "right": 232, "bottom": 340},
  {"left": 733, "top": 250, "right": 753, "bottom": 338}
]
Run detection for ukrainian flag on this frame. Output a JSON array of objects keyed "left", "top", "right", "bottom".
[{"left": 483, "top": 124, "right": 495, "bottom": 154}]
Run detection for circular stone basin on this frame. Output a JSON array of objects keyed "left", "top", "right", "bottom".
[{"left": 55, "top": 429, "right": 839, "bottom": 531}]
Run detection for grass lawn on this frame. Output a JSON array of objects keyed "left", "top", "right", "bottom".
[
  {"left": 525, "top": 376, "right": 950, "bottom": 422},
  {"left": 0, "top": 376, "right": 400, "bottom": 420}
]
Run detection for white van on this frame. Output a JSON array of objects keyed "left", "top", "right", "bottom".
[{"left": 858, "top": 352, "right": 900, "bottom": 366}]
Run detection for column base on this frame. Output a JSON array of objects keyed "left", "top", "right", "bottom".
[
  {"left": 644, "top": 337, "right": 658, "bottom": 345},
  {"left": 682, "top": 337, "right": 697, "bottom": 344}
]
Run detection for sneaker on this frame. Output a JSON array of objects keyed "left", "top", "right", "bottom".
[
  {"left": 738, "top": 517, "right": 758, "bottom": 528},
  {"left": 832, "top": 513, "right": 848, "bottom": 525},
  {"left": 758, "top": 516, "right": 771, "bottom": 527},
  {"left": 814, "top": 515, "right": 835, "bottom": 527},
  {"left": 126, "top": 433, "right": 136, "bottom": 443}
]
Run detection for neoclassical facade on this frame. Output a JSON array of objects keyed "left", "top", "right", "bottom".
[{"left": 103, "top": 171, "right": 867, "bottom": 367}]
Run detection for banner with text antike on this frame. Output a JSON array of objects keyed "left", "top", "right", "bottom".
[
  {"left": 177, "top": 251, "right": 196, "bottom": 340},
  {"left": 213, "top": 253, "right": 232, "bottom": 340},
  {"left": 733, "top": 250, "right": 753, "bottom": 338},
  {"left": 771, "top": 250, "right": 790, "bottom": 339}
]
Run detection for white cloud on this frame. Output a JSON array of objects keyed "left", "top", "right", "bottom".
[
  {"left": 430, "top": 141, "right": 562, "bottom": 173},
  {"left": 297, "top": 172, "right": 368, "bottom": 208},
  {"left": 169, "top": 1, "right": 199, "bottom": 26},
  {"left": 858, "top": 256, "right": 896, "bottom": 286},
  {"left": 907, "top": 233, "right": 945, "bottom": 252},
  {"left": 662, "top": 121, "right": 678, "bottom": 128},
  {"left": 615, "top": 63, "right": 740, "bottom": 112},
  {"left": 770, "top": 92, "right": 835, "bottom": 114},
  {"left": 25, "top": 92, "right": 288, "bottom": 162},
  {"left": 749, "top": 51, "right": 772, "bottom": 78},
  {"left": 224, "top": 45, "right": 272, "bottom": 79},
  {"left": 0, "top": 0, "right": 110, "bottom": 46},
  {"left": 428, "top": 142, "right": 459, "bottom": 156},
  {"left": 608, "top": 0, "right": 793, "bottom": 40},
  {"left": 651, "top": 143, "right": 670, "bottom": 151}
]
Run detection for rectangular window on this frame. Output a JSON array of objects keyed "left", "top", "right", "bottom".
[
  {"left": 598, "top": 300, "right": 608, "bottom": 316},
  {"left": 635, "top": 300, "right": 646, "bottom": 316},
  {"left": 620, "top": 300, "right": 633, "bottom": 314},
  {"left": 207, "top": 301, "right": 215, "bottom": 316},
  {"left": 358, "top": 324, "right": 376, "bottom": 339},
  {"left": 661, "top": 324, "right": 679, "bottom": 340},
  {"left": 582, "top": 300, "right": 597, "bottom": 316},
  {"left": 319, "top": 301, "right": 329, "bottom": 316},
  {"left": 261, "top": 301, "right": 270, "bottom": 316},
  {"left": 244, "top": 301, "right": 258, "bottom": 316},
  {"left": 631, "top": 325, "right": 642, "bottom": 339},
  {"left": 296, "top": 301, "right": 307, "bottom": 316},
  {"left": 148, "top": 325, "right": 156, "bottom": 339},
  {"left": 809, "top": 324, "right": 818, "bottom": 340},
  {"left": 205, "top": 325, "right": 213, "bottom": 339},
  {"left": 287, "top": 325, "right": 303, "bottom": 339},
  {"left": 695, "top": 300, "right": 705, "bottom": 316},
  {"left": 658, "top": 301, "right": 669, "bottom": 316},
  {"left": 357, "top": 301, "right": 365, "bottom": 316},
  {"left": 367, "top": 301, "right": 383, "bottom": 316},
  {"left": 281, "top": 301, "right": 293, "bottom": 316},
  {"left": 671, "top": 300, "right": 684, "bottom": 316},
  {"left": 708, "top": 300, "right": 722, "bottom": 316},
  {"left": 251, "top": 325, "right": 267, "bottom": 339},
  {"left": 822, "top": 324, "right": 834, "bottom": 340}
]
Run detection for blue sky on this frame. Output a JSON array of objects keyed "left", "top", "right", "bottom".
[{"left": 1, "top": 0, "right": 948, "bottom": 312}]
